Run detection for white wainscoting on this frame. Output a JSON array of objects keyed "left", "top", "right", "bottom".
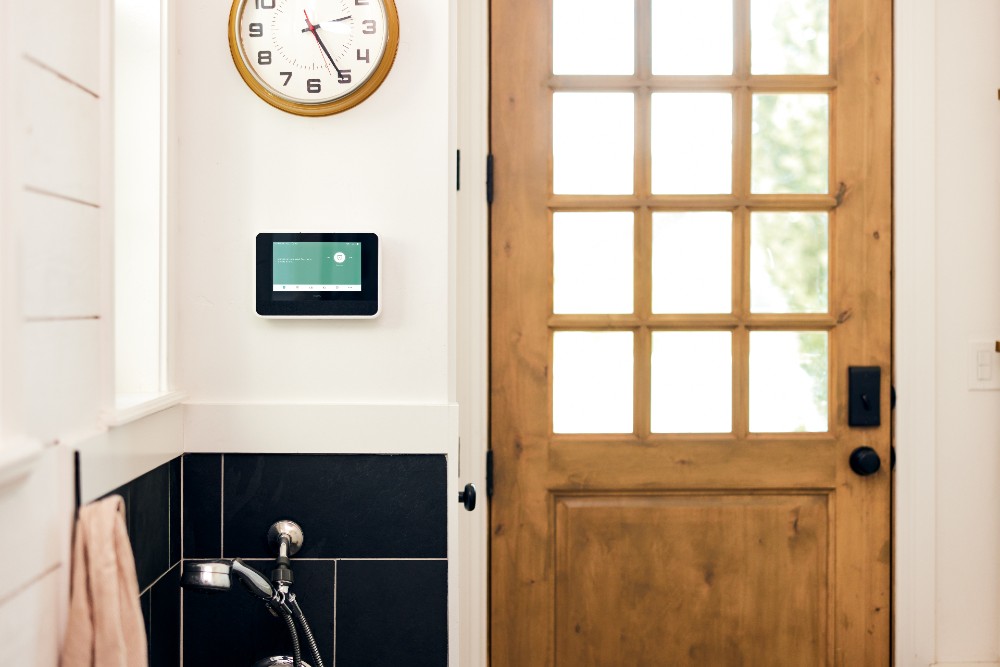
[
  {"left": 184, "top": 402, "right": 460, "bottom": 455},
  {"left": 76, "top": 405, "right": 183, "bottom": 504}
]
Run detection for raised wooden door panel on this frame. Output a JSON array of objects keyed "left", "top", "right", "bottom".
[
  {"left": 491, "top": 0, "right": 891, "bottom": 664},
  {"left": 555, "top": 494, "right": 830, "bottom": 666}
]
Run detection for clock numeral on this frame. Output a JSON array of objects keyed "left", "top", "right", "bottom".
[
  {"left": 257, "top": 50, "right": 272, "bottom": 65},
  {"left": 249, "top": 23, "right": 263, "bottom": 38},
  {"left": 255, "top": 0, "right": 275, "bottom": 8},
  {"left": 362, "top": 19, "right": 376, "bottom": 34},
  {"left": 280, "top": 71, "right": 292, "bottom": 86},
  {"left": 357, "top": 48, "right": 370, "bottom": 63},
  {"left": 338, "top": 70, "right": 352, "bottom": 84},
  {"left": 307, "top": 78, "right": 322, "bottom": 93}
]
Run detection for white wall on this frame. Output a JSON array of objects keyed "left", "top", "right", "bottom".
[
  {"left": 932, "top": 0, "right": 1000, "bottom": 662},
  {"left": 175, "top": 1, "right": 455, "bottom": 406},
  {"left": 896, "top": 0, "right": 1000, "bottom": 665},
  {"left": 173, "top": 3, "right": 462, "bottom": 664}
]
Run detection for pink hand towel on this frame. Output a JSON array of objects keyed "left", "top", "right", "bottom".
[{"left": 60, "top": 494, "right": 149, "bottom": 667}]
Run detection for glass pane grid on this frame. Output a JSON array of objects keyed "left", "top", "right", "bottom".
[{"left": 548, "top": 0, "right": 836, "bottom": 437}]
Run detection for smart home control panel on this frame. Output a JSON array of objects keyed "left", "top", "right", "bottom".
[{"left": 256, "top": 232, "right": 380, "bottom": 318}]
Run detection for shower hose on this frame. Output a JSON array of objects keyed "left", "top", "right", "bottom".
[
  {"left": 279, "top": 611, "right": 302, "bottom": 667},
  {"left": 273, "top": 594, "right": 325, "bottom": 667},
  {"left": 288, "top": 596, "right": 325, "bottom": 667}
]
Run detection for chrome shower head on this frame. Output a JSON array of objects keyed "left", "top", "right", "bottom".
[
  {"left": 181, "top": 559, "right": 275, "bottom": 601},
  {"left": 181, "top": 561, "right": 232, "bottom": 592}
]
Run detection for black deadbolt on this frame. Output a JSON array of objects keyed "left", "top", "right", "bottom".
[{"left": 849, "top": 446, "right": 882, "bottom": 476}]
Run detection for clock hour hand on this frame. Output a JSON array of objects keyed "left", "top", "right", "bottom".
[{"left": 302, "top": 11, "right": 343, "bottom": 76}]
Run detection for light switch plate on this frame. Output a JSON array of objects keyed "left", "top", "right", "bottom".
[{"left": 968, "top": 339, "right": 1000, "bottom": 390}]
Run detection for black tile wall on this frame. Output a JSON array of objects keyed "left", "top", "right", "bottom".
[
  {"left": 221, "top": 454, "right": 447, "bottom": 559},
  {"left": 183, "top": 453, "right": 449, "bottom": 667},
  {"left": 94, "top": 453, "right": 448, "bottom": 666},
  {"left": 183, "top": 559, "right": 336, "bottom": 667},
  {"left": 131, "top": 463, "right": 171, "bottom": 592},
  {"left": 169, "top": 457, "right": 181, "bottom": 566},
  {"left": 149, "top": 565, "right": 181, "bottom": 667},
  {"left": 336, "top": 560, "right": 448, "bottom": 667},
  {"left": 101, "top": 455, "right": 182, "bottom": 667},
  {"left": 183, "top": 453, "right": 222, "bottom": 558}
]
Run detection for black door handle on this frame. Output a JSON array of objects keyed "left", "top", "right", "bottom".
[
  {"left": 849, "top": 447, "right": 882, "bottom": 476},
  {"left": 458, "top": 483, "right": 477, "bottom": 511}
]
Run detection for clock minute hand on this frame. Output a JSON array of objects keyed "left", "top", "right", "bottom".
[
  {"left": 300, "top": 15, "right": 352, "bottom": 32},
  {"left": 302, "top": 11, "right": 343, "bottom": 76}
]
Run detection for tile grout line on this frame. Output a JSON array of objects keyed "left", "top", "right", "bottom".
[
  {"left": 220, "top": 454, "right": 225, "bottom": 559},
  {"left": 147, "top": 587, "right": 153, "bottom": 660},
  {"left": 180, "top": 455, "right": 185, "bottom": 667},
  {"left": 167, "top": 460, "right": 172, "bottom": 581},
  {"left": 138, "top": 560, "right": 180, "bottom": 598},
  {"left": 332, "top": 559, "right": 337, "bottom": 667}
]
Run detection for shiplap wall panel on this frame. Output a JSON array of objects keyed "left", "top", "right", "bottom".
[
  {"left": 0, "top": 568, "right": 62, "bottom": 666},
  {"left": 18, "top": 0, "right": 100, "bottom": 93},
  {"left": 22, "top": 320, "right": 102, "bottom": 443},
  {"left": 0, "top": 448, "right": 73, "bottom": 603},
  {"left": 21, "top": 192, "right": 101, "bottom": 320},
  {"left": 21, "top": 61, "right": 100, "bottom": 204},
  {"left": 0, "top": 0, "right": 105, "bottom": 659}
]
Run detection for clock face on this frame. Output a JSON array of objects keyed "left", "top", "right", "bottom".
[{"left": 230, "top": 0, "right": 398, "bottom": 115}]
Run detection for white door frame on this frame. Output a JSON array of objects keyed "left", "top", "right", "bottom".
[
  {"left": 454, "top": 0, "right": 490, "bottom": 666},
  {"left": 893, "top": 0, "right": 937, "bottom": 664}
]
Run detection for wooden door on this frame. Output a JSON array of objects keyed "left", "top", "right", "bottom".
[{"left": 490, "top": 0, "right": 892, "bottom": 665}]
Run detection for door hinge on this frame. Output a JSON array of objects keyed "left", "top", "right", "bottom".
[
  {"left": 486, "top": 154, "right": 495, "bottom": 205},
  {"left": 486, "top": 449, "right": 494, "bottom": 497},
  {"left": 456, "top": 149, "right": 461, "bottom": 191}
]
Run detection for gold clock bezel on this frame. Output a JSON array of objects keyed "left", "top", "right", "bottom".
[{"left": 228, "top": 0, "right": 399, "bottom": 117}]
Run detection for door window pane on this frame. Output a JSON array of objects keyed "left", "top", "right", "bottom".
[
  {"left": 752, "top": 94, "right": 829, "bottom": 194},
  {"left": 652, "top": 93, "right": 732, "bottom": 194},
  {"left": 554, "top": 93, "right": 635, "bottom": 195},
  {"left": 750, "top": 331, "right": 828, "bottom": 432},
  {"left": 751, "top": 0, "right": 829, "bottom": 75},
  {"left": 651, "top": 0, "right": 733, "bottom": 75},
  {"left": 652, "top": 212, "right": 732, "bottom": 314},
  {"left": 750, "top": 212, "right": 828, "bottom": 314},
  {"left": 651, "top": 331, "right": 732, "bottom": 433},
  {"left": 553, "top": 0, "right": 634, "bottom": 75},
  {"left": 553, "top": 331, "right": 634, "bottom": 434},
  {"left": 554, "top": 212, "right": 634, "bottom": 314}
]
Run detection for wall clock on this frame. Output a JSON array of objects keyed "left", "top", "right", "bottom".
[{"left": 228, "top": 0, "right": 399, "bottom": 116}]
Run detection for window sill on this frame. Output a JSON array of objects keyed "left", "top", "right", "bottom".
[{"left": 106, "top": 391, "right": 187, "bottom": 428}]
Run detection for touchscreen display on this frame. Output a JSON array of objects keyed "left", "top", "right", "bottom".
[{"left": 272, "top": 241, "right": 362, "bottom": 292}]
